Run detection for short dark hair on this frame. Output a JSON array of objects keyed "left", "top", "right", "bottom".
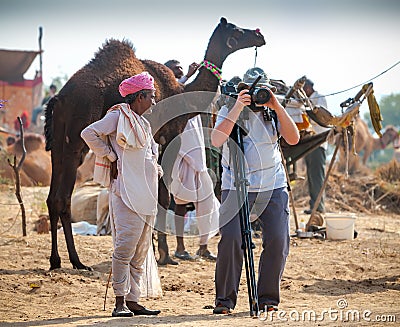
[
  {"left": 304, "top": 79, "right": 314, "bottom": 88},
  {"left": 49, "top": 84, "right": 57, "bottom": 91},
  {"left": 125, "top": 90, "right": 149, "bottom": 104},
  {"left": 164, "top": 59, "right": 180, "bottom": 69}
]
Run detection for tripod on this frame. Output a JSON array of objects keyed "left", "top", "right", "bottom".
[{"left": 228, "top": 113, "right": 259, "bottom": 317}]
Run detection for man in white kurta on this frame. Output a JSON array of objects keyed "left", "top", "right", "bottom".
[
  {"left": 81, "top": 72, "right": 161, "bottom": 317},
  {"left": 164, "top": 59, "right": 219, "bottom": 261},
  {"left": 170, "top": 114, "right": 219, "bottom": 260}
]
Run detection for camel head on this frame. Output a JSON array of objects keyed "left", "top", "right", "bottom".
[
  {"left": 205, "top": 17, "right": 266, "bottom": 66},
  {"left": 382, "top": 125, "right": 400, "bottom": 149}
]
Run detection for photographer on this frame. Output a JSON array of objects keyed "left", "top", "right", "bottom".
[{"left": 211, "top": 68, "right": 299, "bottom": 314}]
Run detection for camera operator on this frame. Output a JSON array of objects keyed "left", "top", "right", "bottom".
[{"left": 211, "top": 68, "right": 299, "bottom": 314}]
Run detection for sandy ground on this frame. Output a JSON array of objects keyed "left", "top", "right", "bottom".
[{"left": 0, "top": 185, "right": 399, "bottom": 327}]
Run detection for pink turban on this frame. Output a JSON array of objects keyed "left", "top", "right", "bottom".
[{"left": 119, "top": 71, "right": 156, "bottom": 97}]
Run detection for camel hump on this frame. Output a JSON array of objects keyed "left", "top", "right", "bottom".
[
  {"left": 142, "top": 59, "right": 183, "bottom": 100},
  {"left": 87, "top": 39, "right": 137, "bottom": 72},
  {"left": 10, "top": 133, "right": 45, "bottom": 153}
]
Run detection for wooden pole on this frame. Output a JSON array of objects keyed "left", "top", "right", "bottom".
[
  {"left": 38, "top": 27, "right": 43, "bottom": 77},
  {"left": 308, "top": 137, "right": 341, "bottom": 228}
]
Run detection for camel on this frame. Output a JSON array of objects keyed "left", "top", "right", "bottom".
[
  {"left": 0, "top": 133, "right": 52, "bottom": 186},
  {"left": 0, "top": 133, "right": 97, "bottom": 187},
  {"left": 338, "top": 117, "right": 399, "bottom": 173},
  {"left": 44, "top": 17, "right": 265, "bottom": 270}
]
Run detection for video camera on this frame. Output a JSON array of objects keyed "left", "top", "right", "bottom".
[{"left": 221, "top": 75, "right": 271, "bottom": 112}]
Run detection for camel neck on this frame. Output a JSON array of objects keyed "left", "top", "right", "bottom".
[
  {"left": 200, "top": 60, "right": 222, "bottom": 81},
  {"left": 184, "top": 67, "right": 220, "bottom": 93},
  {"left": 203, "top": 52, "right": 225, "bottom": 71}
]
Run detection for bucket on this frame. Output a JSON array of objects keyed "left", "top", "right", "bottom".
[{"left": 325, "top": 213, "right": 356, "bottom": 240}]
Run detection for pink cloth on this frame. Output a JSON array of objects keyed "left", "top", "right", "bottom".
[{"left": 119, "top": 72, "right": 156, "bottom": 97}]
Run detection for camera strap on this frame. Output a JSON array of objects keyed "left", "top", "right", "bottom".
[{"left": 270, "top": 109, "right": 280, "bottom": 139}]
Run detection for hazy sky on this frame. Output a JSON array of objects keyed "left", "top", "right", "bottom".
[{"left": 1, "top": 0, "right": 399, "bottom": 115}]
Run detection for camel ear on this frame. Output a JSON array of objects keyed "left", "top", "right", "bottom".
[{"left": 220, "top": 17, "right": 228, "bottom": 26}]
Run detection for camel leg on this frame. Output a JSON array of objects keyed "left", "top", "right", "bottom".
[
  {"left": 174, "top": 204, "right": 188, "bottom": 253},
  {"left": 47, "top": 139, "right": 64, "bottom": 270},
  {"left": 48, "top": 185, "right": 62, "bottom": 270},
  {"left": 156, "top": 180, "right": 178, "bottom": 266},
  {"left": 56, "top": 142, "right": 92, "bottom": 270},
  {"left": 49, "top": 109, "right": 91, "bottom": 270},
  {"left": 157, "top": 232, "right": 178, "bottom": 265},
  {"left": 156, "top": 136, "right": 181, "bottom": 266},
  {"left": 47, "top": 171, "right": 90, "bottom": 270}
]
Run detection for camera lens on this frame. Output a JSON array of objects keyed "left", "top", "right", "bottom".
[{"left": 252, "top": 88, "right": 271, "bottom": 104}]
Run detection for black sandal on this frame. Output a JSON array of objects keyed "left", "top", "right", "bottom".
[
  {"left": 174, "top": 250, "right": 194, "bottom": 260},
  {"left": 213, "top": 304, "right": 231, "bottom": 314},
  {"left": 112, "top": 306, "right": 133, "bottom": 317}
]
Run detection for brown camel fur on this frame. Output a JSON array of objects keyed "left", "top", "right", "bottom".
[
  {"left": 0, "top": 133, "right": 52, "bottom": 186},
  {"left": 338, "top": 117, "right": 399, "bottom": 174},
  {"left": 44, "top": 17, "right": 265, "bottom": 270}
]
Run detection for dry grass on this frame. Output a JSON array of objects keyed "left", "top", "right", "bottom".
[{"left": 292, "top": 160, "right": 400, "bottom": 215}]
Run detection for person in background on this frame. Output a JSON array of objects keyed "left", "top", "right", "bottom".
[
  {"left": 164, "top": 59, "right": 199, "bottom": 84},
  {"left": 81, "top": 72, "right": 161, "bottom": 317},
  {"left": 302, "top": 79, "right": 329, "bottom": 214},
  {"left": 211, "top": 67, "right": 300, "bottom": 314},
  {"left": 31, "top": 84, "right": 57, "bottom": 126},
  {"left": 14, "top": 111, "right": 30, "bottom": 131}
]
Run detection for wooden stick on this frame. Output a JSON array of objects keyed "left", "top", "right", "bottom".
[
  {"left": 308, "top": 139, "right": 340, "bottom": 228},
  {"left": 333, "top": 199, "right": 358, "bottom": 213},
  {"left": 7, "top": 117, "right": 27, "bottom": 236},
  {"left": 103, "top": 267, "right": 112, "bottom": 311},
  {"left": 375, "top": 190, "right": 392, "bottom": 204}
]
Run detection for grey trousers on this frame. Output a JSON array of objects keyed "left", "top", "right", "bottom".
[
  {"left": 214, "top": 188, "right": 290, "bottom": 309},
  {"left": 305, "top": 146, "right": 326, "bottom": 212}
]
